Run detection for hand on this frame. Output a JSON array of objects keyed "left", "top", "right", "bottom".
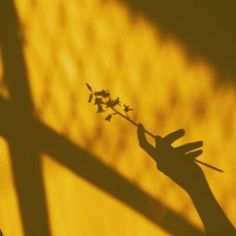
[{"left": 137, "top": 124, "right": 206, "bottom": 192}]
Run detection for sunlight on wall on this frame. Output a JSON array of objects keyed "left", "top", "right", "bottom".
[
  {"left": 0, "top": 138, "right": 24, "bottom": 236},
  {"left": 42, "top": 154, "right": 165, "bottom": 236},
  {"left": 0, "top": 0, "right": 235, "bottom": 235}
]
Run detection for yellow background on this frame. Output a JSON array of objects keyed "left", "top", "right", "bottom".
[{"left": 0, "top": 0, "right": 236, "bottom": 235}]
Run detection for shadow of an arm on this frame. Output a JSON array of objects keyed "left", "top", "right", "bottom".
[{"left": 137, "top": 124, "right": 236, "bottom": 235}]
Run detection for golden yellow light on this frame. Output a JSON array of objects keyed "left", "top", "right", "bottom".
[{"left": 0, "top": 0, "right": 235, "bottom": 235}]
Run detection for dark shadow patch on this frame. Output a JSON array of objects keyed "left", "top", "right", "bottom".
[{"left": 117, "top": 0, "right": 236, "bottom": 83}]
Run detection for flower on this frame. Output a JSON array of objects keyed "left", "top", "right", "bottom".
[
  {"left": 123, "top": 104, "right": 133, "bottom": 113},
  {"left": 105, "top": 114, "right": 112, "bottom": 121}
]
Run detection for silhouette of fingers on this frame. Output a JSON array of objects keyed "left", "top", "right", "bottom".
[
  {"left": 137, "top": 124, "right": 145, "bottom": 146},
  {"left": 185, "top": 149, "right": 203, "bottom": 159},
  {"left": 137, "top": 124, "right": 156, "bottom": 158},
  {"left": 154, "top": 135, "right": 163, "bottom": 145},
  {"left": 175, "top": 141, "right": 203, "bottom": 153},
  {"left": 163, "top": 129, "right": 185, "bottom": 144}
]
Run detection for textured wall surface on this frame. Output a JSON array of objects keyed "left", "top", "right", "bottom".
[{"left": 0, "top": 0, "right": 236, "bottom": 235}]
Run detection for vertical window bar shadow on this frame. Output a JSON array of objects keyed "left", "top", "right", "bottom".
[
  {"left": 0, "top": 1, "right": 51, "bottom": 235},
  {"left": 0, "top": 1, "right": 205, "bottom": 235},
  {"left": 0, "top": 96, "right": 204, "bottom": 235}
]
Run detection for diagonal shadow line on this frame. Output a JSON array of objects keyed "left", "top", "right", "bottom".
[
  {"left": 0, "top": 1, "right": 51, "bottom": 235},
  {"left": 0, "top": 97, "right": 51, "bottom": 236},
  {"left": 35, "top": 117, "right": 205, "bottom": 236},
  {"left": 0, "top": 0, "right": 204, "bottom": 234},
  {"left": 0, "top": 98, "right": 204, "bottom": 235},
  {"left": 117, "top": 0, "right": 236, "bottom": 80}
]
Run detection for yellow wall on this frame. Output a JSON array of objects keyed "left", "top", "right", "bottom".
[{"left": 0, "top": 0, "right": 236, "bottom": 235}]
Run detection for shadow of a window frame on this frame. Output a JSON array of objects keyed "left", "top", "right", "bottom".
[{"left": 0, "top": 0, "right": 204, "bottom": 235}]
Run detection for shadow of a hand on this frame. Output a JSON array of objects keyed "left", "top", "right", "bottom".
[
  {"left": 138, "top": 124, "right": 236, "bottom": 235},
  {"left": 137, "top": 124, "right": 205, "bottom": 192}
]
